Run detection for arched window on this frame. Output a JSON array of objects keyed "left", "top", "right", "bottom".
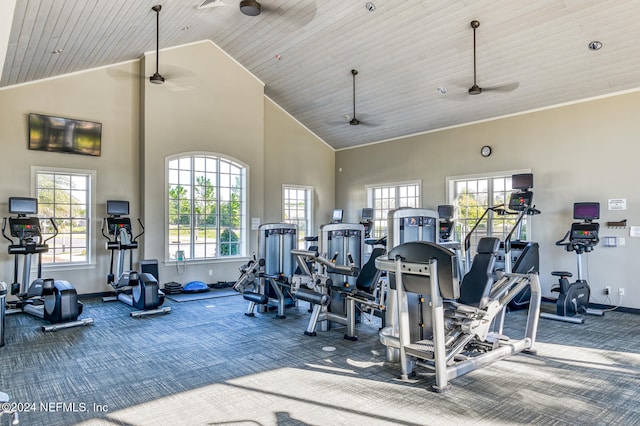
[{"left": 167, "top": 153, "right": 247, "bottom": 261}]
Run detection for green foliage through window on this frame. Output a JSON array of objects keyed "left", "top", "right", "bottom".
[{"left": 168, "top": 154, "right": 245, "bottom": 260}]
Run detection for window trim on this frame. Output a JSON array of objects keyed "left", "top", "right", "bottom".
[
  {"left": 164, "top": 151, "right": 249, "bottom": 263},
  {"left": 366, "top": 180, "right": 422, "bottom": 238},
  {"left": 445, "top": 168, "right": 532, "bottom": 242},
  {"left": 30, "top": 165, "right": 96, "bottom": 270},
  {"left": 282, "top": 184, "right": 314, "bottom": 248}
]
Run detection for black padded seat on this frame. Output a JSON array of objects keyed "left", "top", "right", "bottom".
[
  {"left": 458, "top": 237, "right": 500, "bottom": 308},
  {"left": 387, "top": 241, "right": 459, "bottom": 300},
  {"left": 356, "top": 247, "right": 386, "bottom": 293}
]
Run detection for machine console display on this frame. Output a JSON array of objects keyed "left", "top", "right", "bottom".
[
  {"left": 9, "top": 217, "right": 42, "bottom": 239},
  {"left": 107, "top": 217, "right": 132, "bottom": 236},
  {"left": 508, "top": 190, "right": 533, "bottom": 211},
  {"left": 570, "top": 223, "right": 599, "bottom": 242}
]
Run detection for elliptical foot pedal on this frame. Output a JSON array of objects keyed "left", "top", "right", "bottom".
[{"left": 42, "top": 317, "right": 94, "bottom": 332}]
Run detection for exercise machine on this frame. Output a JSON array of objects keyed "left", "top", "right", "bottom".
[
  {"left": 541, "top": 202, "right": 603, "bottom": 324},
  {"left": 234, "top": 223, "right": 298, "bottom": 318},
  {"left": 375, "top": 239, "right": 541, "bottom": 392},
  {"left": 462, "top": 173, "right": 540, "bottom": 310},
  {"left": 102, "top": 200, "right": 170, "bottom": 317},
  {"left": 380, "top": 207, "right": 440, "bottom": 362},
  {"left": 2, "top": 197, "right": 93, "bottom": 332}
]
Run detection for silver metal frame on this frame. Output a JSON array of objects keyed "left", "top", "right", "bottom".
[{"left": 376, "top": 250, "right": 541, "bottom": 392}]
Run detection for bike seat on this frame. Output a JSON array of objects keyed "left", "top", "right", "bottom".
[{"left": 551, "top": 271, "right": 572, "bottom": 278}]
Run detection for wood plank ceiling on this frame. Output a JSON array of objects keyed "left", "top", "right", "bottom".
[{"left": 1, "top": 0, "right": 639, "bottom": 150}]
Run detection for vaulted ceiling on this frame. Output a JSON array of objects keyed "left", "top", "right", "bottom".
[{"left": 1, "top": 0, "right": 639, "bottom": 150}]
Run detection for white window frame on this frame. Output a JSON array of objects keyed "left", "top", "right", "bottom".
[
  {"left": 366, "top": 180, "right": 421, "bottom": 239},
  {"left": 31, "top": 166, "right": 96, "bottom": 270},
  {"left": 446, "top": 169, "right": 531, "bottom": 253},
  {"left": 282, "top": 184, "right": 314, "bottom": 249},
  {"left": 165, "top": 152, "right": 248, "bottom": 262}
]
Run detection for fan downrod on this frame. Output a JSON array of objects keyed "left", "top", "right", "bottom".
[
  {"left": 350, "top": 69, "right": 359, "bottom": 125},
  {"left": 469, "top": 20, "right": 480, "bottom": 95},
  {"left": 150, "top": 5, "right": 165, "bottom": 84}
]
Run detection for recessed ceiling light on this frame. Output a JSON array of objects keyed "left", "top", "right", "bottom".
[
  {"left": 365, "top": 2, "right": 375, "bottom": 12},
  {"left": 437, "top": 86, "right": 447, "bottom": 94},
  {"left": 181, "top": 26, "right": 191, "bottom": 30},
  {"left": 588, "top": 41, "right": 603, "bottom": 51},
  {"left": 52, "top": 49, "right": 63, "bottom": 54}
]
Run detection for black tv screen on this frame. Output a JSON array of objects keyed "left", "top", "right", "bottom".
[
  {"left": 511, "top": 173, "right": 533, "bottom": 190},
  {"left": 9, "top": 197, "right": 37, "bottom": 215},
  {"left": 106, "top": 200, "right": 130, "bottom": 216},
  {"left": 574, "top": 202, "right": 599, "bottom": 220},
  {"left": 29, "top": 113, "right": 101, "bottom": 156}
]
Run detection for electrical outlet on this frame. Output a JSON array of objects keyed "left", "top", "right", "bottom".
[
  {"left": 208, "top": 269, "right": 213, "bottom": 276},
  {"left": 619, "top": 288, "right": 625, "bottom": 296},
  {"left": 604, "top": 286, "right": 611, "bottom": 295}
]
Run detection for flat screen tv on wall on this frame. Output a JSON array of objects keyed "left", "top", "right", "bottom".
[{"left": 28, "top": 113, "right": 102, "bottom": 157}]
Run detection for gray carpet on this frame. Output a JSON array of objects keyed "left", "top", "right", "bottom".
[{"left": 1, "top": 295, "right": 639, "bottom": 426}]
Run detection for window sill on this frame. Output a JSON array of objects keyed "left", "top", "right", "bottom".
[
  {"left": 40, "top": 263, "right": 97, "bottom": 273},
  {"left": 163, "top": 257, "right": 250, "bottom": 266}
]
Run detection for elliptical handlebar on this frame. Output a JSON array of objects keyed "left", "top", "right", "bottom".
[
  {"left": 463, "top": 204, "right": 503, "bottom": 252},
  {"left": 42, "top": 217, "right": 58, "bottom": 245},
  {"left": 134, "top": 218, "right": 144, "bottom": 242},
  {"left": 1, "top": 218, "right": 12, "bottom": 244}
]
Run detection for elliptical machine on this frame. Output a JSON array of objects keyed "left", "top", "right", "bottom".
[
  {"left": 102, "top": 200, "right": 170, "bottom": 317},
  {"left": 541, "top": 202, "right": 603, "bottom": 324},
  {"left": 2, "top": 197, "right": 93, "bottom": 332}
]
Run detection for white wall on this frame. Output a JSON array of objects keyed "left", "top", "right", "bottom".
[{"left": 335, "top": 91, "right": 640, "bottom": 309}]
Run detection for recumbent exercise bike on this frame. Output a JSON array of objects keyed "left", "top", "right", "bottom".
[
  {"left": 102, "top": 200, "right": 170, "bottom": 317},
  {"left": 541, "top": 202, "right": 603, "bottom": 324}
]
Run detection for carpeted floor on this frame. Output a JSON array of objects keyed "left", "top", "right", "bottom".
[{"left": 0, "top": 295, "right": 639, "bottom": 426}]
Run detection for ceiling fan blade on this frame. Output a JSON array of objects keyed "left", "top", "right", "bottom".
[
  {"left": 481, "top": 82, "right": 520, "bottom": 93},
  {"left": 463, "top": 20, "right": 518, "bottom": 96}
]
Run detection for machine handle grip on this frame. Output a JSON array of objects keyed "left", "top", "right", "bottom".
[
  {"left": 134, "top": 218, "right": 145, "bottom": 241},
  {"left": 43, "top": 218, "right": 58, "bottom": 245},
  {"left": 1, "top": 217, "right": 13, "bottom": 244}
]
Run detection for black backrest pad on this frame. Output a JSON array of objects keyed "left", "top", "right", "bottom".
[
  {"left": 387, "top": 241, "right": 459, "bottom": 299},
  {"left": 356, "top": 247, "right": 385, "bottom": 292},
  {"left": 459, "top": 237, "right": 500, "bottom": 307}
]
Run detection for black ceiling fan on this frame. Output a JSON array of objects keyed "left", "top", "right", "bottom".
[
  {"left": 343, "top": 69, "right": 380, "bottom": 127},
  {"left": 467, "top": 20, "right": 518, "bottom": 95},
  {"left": 149, "top": 5, "right": 164, "bottom": 84}
]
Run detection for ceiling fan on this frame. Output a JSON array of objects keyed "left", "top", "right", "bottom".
[
  {"left": 466, "top": 20, "right": 518, "bottom": 95},
  {"left": 343, "top": 69, "right": 380, "bottom": 127},
  {"left": 149, "top": 5, "right": 164, "bottom": 84}
]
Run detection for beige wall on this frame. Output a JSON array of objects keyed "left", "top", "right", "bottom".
[
  {"left": 141, "top": 41, "right": 266, "bottom": 284},
  {"left": 0, "top": 40, "right": 335, "bottom": 296},
  {"left": 263, "top": 99, "right": 335, "bottom": 231},
  {"left": 0, "top": 61, "right": 140, "bottom": 295},
  {"left": 336, "top": 91, "right": 640, "bottom": 309}
]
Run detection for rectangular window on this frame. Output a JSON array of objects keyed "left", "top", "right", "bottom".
[
  {"left": 367, "top": 181, "right": 421, "bottom": 239},
  {"left": 33, "top": 168, "right": 93, "bottom": 265},
  {"left": 447, "top": 170, "right": 531, "bottom": 255},
  {"left": 283, "top": 185, "right": 313, "bottom": 249}
]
